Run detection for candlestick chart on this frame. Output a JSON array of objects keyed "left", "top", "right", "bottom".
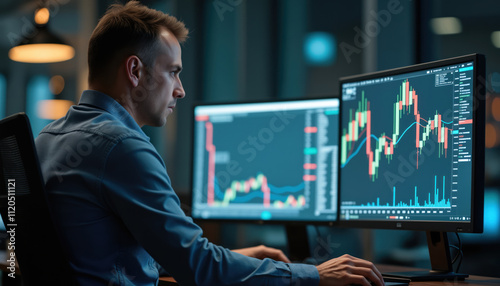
[
  {"left": 341, "top": 79, "right": 452, "bottom": 179},
  {"left": 191, "top": 99, "right": 339, "bottom": 221},
  {"left": 201, "top": 119, "right": 308, "bottom": 210},
  {"left": 212, "top": 173, "right": 306, "bottom": 208},
  {"left": 340, "top": 72, "right": 461, "bottom": 215}
]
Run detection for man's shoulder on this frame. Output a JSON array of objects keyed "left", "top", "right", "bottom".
[{"left": 39, "top": 107, "right": 146, "bottom": 144}]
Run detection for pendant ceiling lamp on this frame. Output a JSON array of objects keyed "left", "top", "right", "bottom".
[{"left": 8, "top": 5, "right": 75, "bottom": 63}]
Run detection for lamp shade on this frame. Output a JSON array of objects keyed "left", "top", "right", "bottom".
[{"left": 8, "top": 25, "right": 75, "bottom": 63}]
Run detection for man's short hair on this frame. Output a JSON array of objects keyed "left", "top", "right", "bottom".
[{"left": 88, "top": 1, "right": 189, "bottom": 84}]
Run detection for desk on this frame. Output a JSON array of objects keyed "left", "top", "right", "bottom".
[
  {"left": 3, "top": 252, "right": 498, "bottom": 286},
  {"left": 377, "top": 265, "right": 500, "bottom": 286},
  {"left": 159, "top": 265, "right": 500, "bottom": 286}
]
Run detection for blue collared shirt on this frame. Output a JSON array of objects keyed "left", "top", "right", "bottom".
[{"left": 35, "top": 90, "right": 320, "bottom": 285}]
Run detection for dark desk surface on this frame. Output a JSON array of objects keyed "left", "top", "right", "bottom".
[
  {"left": 376, "top": 265, "right": 500, "bottom": 286},
  {"left": 2, "top": 250, "right": 498, "bottom": 285},
  {"left": 159, "top": 264, "right": 500, "bottom": 286}
]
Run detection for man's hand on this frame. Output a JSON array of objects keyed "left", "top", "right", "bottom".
[
  {"left": 232, "top": 245, "right": 291, "bottom": 263},
  {"left": 316, "top": 254, "right": 384, "bottom": 286}
]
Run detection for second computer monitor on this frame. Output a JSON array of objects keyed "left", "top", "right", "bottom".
[{"left": 191, "top": 97, "right": 339, "bottom": 224}]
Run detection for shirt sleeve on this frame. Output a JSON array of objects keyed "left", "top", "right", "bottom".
[{"left": 101, "top": 137, "right": 320, "bottom": 286}]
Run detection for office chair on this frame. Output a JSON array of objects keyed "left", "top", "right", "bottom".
[{"left": 0, "top": 113, "right": 75, "bottom": 285}]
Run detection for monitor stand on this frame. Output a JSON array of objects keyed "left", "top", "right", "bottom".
[
  {"left": 285, "top": 225, "right": 311, "bottom": 262},
  {"left": 383, "top": 231, "right": 468, "bottom": 281}
]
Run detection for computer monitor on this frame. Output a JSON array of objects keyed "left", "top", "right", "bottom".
[
  {"left": 191, "top": 97, "right": 339, "bottom": 260},
  {"left": 338, "top": 54, "right": 485, "bottom": 280}
]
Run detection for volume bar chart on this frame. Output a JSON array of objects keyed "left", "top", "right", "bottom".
[{"left": 351, "top": 176, "right": 450, "bottom": 209}]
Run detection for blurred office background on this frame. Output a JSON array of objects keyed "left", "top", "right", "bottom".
[{"left": 1, "top": 0, "right": 499, "bottom": 279}]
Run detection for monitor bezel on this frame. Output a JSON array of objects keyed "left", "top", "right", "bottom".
[
  {"left": 189, "top": 96, "right": 340, "bottom": 226},
  {"left": 337, "top": 54, "right": 485, "bottom": 233}
]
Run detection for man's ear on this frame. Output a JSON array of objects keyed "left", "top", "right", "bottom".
[{"left": 125, "top": 55, "right": 143, "bottom": 87}]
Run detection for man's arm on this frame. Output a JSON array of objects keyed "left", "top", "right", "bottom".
[
  {"left": 102, "top": 137, "right": 320, "bottom": 286},
  {"left": 103, "top": 137, "right": 383, "bottom": 286},
  {"left": 234, "top": 247, "right": 384, "bottom": 286}
]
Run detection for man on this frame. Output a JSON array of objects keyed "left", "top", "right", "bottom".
[{"left": 35, "top": 1, "right": 384, "bottom": 285}]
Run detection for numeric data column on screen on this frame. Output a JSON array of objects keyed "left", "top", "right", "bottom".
[
  {"left": 450, "top": 67, "right": 474, "bottom": 219},
  {"left": 313, "top": 111, "right": 338, "bottom": 217}
]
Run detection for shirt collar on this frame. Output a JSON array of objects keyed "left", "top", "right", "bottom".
[{"left": 78, "top": 90, "right": 148, "bottom": 139}]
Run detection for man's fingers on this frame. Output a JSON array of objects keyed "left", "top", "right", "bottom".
[
  {"left": 350, "top": 266, "right": 384, "bottom": 286},
  {"left": 338, "top": 255, "right": 384, "bottom": 286}
]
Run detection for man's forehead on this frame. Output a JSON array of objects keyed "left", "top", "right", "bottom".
[{"left": 156, "top": 28, "right": 182, "bottom": 61}]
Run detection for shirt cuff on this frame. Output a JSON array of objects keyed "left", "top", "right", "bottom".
[{"left": 289, "top": 263, "right": 320, "bottom": 286}]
